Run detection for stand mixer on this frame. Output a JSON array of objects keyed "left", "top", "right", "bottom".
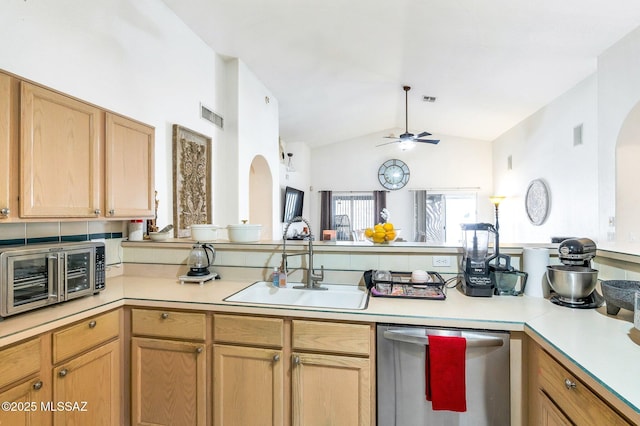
[{"left": 547, "top": 238, "right": 603, "bottom": 308}]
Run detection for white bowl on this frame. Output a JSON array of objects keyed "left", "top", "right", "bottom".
[
  {"left": 227, "top": 223, "right": 262, "bottom": 242},
  {"left": 148, "top": 231, "right": 171, "bottom": 241},
  {"left": 190, "top": 224, "right": 220, "bottom": 242}
]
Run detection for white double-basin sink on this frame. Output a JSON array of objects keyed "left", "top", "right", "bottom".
[{"left": 224, "top": 281, "right": 369, "bottom": 310}]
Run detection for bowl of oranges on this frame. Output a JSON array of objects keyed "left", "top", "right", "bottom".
[{"left": 364, "top": 222, "right": 399, "bottom": 244}]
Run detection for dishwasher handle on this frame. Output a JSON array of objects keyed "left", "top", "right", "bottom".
[{"left": 383, "top": 329, "right": 504, "bottom": 348}]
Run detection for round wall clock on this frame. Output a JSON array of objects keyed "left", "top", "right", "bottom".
[
  {"left": 525, "top": 179, "right": 550, "bottom": 226},
  {"left": 378, "top": 159, "right": 410, "bottom": 190}
]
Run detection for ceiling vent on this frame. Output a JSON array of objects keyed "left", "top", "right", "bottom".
[
  {"left": 422, "top": 96, "right": 437, "bottom": 103},
  {"left": 200, "top": 103, "right": 224, "bottom": 129}
]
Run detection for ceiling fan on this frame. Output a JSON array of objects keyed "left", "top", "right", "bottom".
[{"left": 377, "top": 85, "right": 440, "bottom": 148}]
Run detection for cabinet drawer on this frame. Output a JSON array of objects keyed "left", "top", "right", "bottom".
[
  {"left": 292, "top": 320, "right": 371, "bottom": 356},
  {"left": 0, "top": 337, "right": 41, "bottom": 388},
  {"left": 213, "top": 314, "right": 284, "bottom": 348},
  {"left": 132, "top": 308, "right": 206, "bottom": 341},
  {"left": 53, "top": 309, "right": 120, "bottom": 363},
  {"left": 537, "top": 348, "right": 631, "bottom": 426}
]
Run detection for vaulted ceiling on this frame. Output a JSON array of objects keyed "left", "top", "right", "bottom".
[{"left": 162, "top": 0, "right": 640, "bottom": 146}]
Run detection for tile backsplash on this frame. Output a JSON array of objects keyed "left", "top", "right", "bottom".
[{"left": 0, "top": 221, "right": 125, "bottom": 266}]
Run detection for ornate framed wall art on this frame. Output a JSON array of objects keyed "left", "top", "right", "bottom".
[{"left": 172, "top": 124, "right": 212, "bottom": 238}]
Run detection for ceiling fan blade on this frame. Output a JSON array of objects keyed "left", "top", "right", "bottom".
[
  {"left": 416, "top": 131, "right": 432, "bottom": 138},
  {"left": 383, "top": 136, "right": 400, "bottom": 139},
  {"left": 415, "top": 139, "right": 440, "bottom": 144},
  {"left": 376, "top": 141, "right": 400, "bottom": 147}
]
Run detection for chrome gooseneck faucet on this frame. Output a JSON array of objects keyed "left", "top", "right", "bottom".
[{"left": 281, "top": 216, "right": 326, "bottom": 290}]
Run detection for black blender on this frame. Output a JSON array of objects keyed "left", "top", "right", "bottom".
[{"left": 460, "top": 222, "right": 515, "bottom": 297}]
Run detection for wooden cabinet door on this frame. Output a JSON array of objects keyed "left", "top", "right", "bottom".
[
  {"left": 105, "top": 113, "right": 154, "bottom": 218},
  {"left": 291, "top": 352, "right": 370, "bottom": 426},
  {"left": 539, "top": 390, "right": 572, "bottom": 426},
  {"left": 52, "top": 339, "right": 120, "bottom": 426},
  {"left": 0, "top": 377, "right": 51, "bottom": 426},
  {"left": 20, "top": 82, "right": 103, "bottom": 218},
  {"left": 0, "top": 72, "right": 18, "bottom": 220},
  {"left": 213, "top": 344, "right": 284, "bottom": 426},
  {"left": 131, "top": 337, "right": 206, "bottom": 426}
]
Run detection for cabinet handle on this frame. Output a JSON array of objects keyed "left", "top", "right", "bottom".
[
  {"left": 94, "top": 209, "right": 101, "bottom": 216},
  {"left": 273, "top": 354, "right": 280, "bottom": 362},
  {"left": 292, "top": 355, "right": 300, "bottom": 365},
  {"left": 160, "top": 312, "right": 169, "bottom": 319},
  {"left": 108, "top": 209, "right": 115, "bottom": 216},
  {"left": 0, "top": 208, "right": 9, "bottom": 216},
  {"left": 196, "top": 346, "right": 203, "bottom": 354},
  {"left": 58, "top": 369, "right": 68, "bottom": 378},
  {"left": 564, "top": 378, "right": 577, "bottom": 390},
  {"left": 32, "top": 380, "right": 43, "bottom": 390},
  {"left": 88, "top": 320, "right": 97, "bottom": 328}
]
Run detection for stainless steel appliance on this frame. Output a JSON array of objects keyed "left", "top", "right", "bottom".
[
  {"left": 0, "top": 242, "right": 105, "bottom": 318},
  {"left": 546, "top": 237, "right": 603, "bottom": 308},
  {"left": 377, "top": 324, "right": 510, "bottom": 425}
]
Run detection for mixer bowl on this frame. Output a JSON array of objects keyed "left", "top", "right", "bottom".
[{"left": 546, "top": 265, "right": 599, "bottom": 300}]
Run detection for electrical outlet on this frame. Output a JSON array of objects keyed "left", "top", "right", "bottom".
[{"left": 432, "top": 256, "right": 451, "bottom": 267}]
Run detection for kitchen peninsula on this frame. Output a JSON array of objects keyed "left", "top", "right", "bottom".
[{"left": 1, "top": 240, "right": 639, "bottom": 425}]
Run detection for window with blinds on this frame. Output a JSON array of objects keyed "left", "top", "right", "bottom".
[{"left": 332, "top": 192, "right": 375, "bottom": 240}]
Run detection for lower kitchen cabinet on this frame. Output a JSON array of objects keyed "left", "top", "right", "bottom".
[
  {"left": 52, "top": 309, "right": 122, "bottom": 426},
  {"left": 53, "top": 339, "right": 120, "bottom": 425},
  {"left": 212, "top": 314, "right": 375, "bottom": 426},
  {"left": 0, "top": 336, "right": 51, "bottom": 426},
  {"left": 527, "top": 336, "right": 632, "bottom": 426},
  {"left": 291, "top": 352, "right": 370, "bottom": 426},
  {"left": 130, "top": 308, "right": 208, "bottom": 426},
  {"left": 213, "top": 344, "right": 284, "bottom": 425}
]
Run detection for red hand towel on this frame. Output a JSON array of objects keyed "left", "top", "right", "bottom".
[{"left": 425, "top": 335, "right": 467, "bottom": 412}]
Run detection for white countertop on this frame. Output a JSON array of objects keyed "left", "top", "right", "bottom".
[{"left": 1, "top": 274, "right": 638, "bottom": 420}]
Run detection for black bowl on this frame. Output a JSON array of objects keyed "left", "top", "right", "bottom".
[{"left": 600, "top": 280, "right": 640, "bottom": 315}]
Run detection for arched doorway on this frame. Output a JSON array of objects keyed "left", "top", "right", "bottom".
[
  {"left": 249, "top": 155, "right": 273, "bottom": 240},
  {"left": 616, "top": 101, "right": 640, "bottom": 242}
]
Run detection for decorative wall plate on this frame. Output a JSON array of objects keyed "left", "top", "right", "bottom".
[{"left": 525, "top": 179, "right": 550, "bottom": 226}]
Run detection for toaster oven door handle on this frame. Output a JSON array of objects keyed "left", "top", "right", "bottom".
[
  {"left": 382, "top": 329, "right": 504, "bottom": 348},
  {"left": 60, "top": 252, "right": 67, "bottom": 301},
  {"left": 47, "top": 255, "right": 61, "bottom": 302}
]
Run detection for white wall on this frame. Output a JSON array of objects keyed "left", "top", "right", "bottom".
[
  {"left": 492, "top": 74, "right": 598, "bottom": 243},
  {"left": 0, "top": 0, "right": 279, "bottom": 236},
  {"left": 598, "top": 26, "right": 640, "bottom": 243},
  {"left": 309, "top": 130, "right": 494, "bottom": 240}
]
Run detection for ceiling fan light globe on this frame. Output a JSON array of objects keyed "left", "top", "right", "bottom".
[{"left": 399, "top": 140, "right": 415, "bottom": 151}]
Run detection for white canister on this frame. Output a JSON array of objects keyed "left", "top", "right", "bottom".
[
  {"left": 635, "top": 291, "right": 640, "bottom": 330},
  {"left": 129, "top": 220, "right": 144, "bottom": 241}
]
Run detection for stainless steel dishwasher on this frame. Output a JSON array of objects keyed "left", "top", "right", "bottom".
[{"left": 377, "top": 324, "right": 510, "bottom": 426}]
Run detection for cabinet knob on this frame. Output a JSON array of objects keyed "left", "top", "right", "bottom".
[
  {"left": 196, "top": 346, "right": 203, "bottom": 354},
  {"left": 273, "top": 354, "right": 280, "bottom": 362},
  {"left": 160, "top": 312, "right": 169, "bottom": 320},
  {"left": 108, "top": 209, "right": 115, "bottom": 216},
  {"left": 88, "top": 320, "right": 97, "bottom": 328},
  {"left": 292, "top": 355, "right": 300, "bottom": 365},
  {"left": 0, "top": 208, "right": 9, "bottom": 216},
  {"left": 564, "top": 378, "right": 576, "bottom": 390},
  {"left": 94, "top": 209, "right": 101, "bottom": 216},
  {"left": 58, "top": 369, "right": 68, "bottom": 378},
  {"left": 32, "top": 380, "right": 43, "bottom": 390}
]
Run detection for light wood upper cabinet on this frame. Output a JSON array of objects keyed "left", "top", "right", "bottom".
[
  {"left": 105, "top": 113, "right": 154, "bottom": 218},
  {"left": 0, "top": 72, "right": 18, "bottom": 220},
  {"left": 20, "top": 82, "right": 103, "bottom": 218}
]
